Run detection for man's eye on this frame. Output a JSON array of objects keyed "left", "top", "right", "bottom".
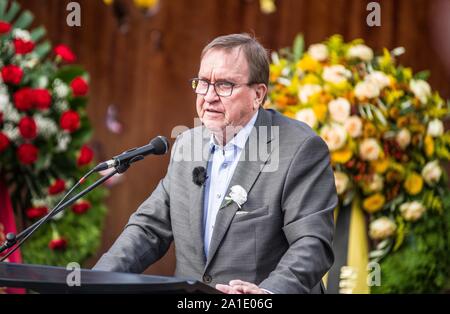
[{"left": 217, "top": 82, "right": 233, "bottom": 88}]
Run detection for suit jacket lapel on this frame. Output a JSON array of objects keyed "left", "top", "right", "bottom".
[{"left": 205, "top": 108, "right": 274, "bottom": 269}]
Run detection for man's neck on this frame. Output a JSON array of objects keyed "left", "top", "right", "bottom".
[{"left": 211, "top": 110, "right": 259, "bottom": 147}]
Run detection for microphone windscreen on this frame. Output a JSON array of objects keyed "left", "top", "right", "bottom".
[{"left": 150, "top": 136, "right": 169, "bottom": 155}]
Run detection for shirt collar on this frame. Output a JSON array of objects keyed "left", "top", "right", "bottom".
[{"left": 209, "top": 110, "right": 259, "bottom": 152}]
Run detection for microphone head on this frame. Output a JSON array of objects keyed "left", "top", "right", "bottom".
[{"left": 150, "top": 136, "right": 169, "bottom": 155}]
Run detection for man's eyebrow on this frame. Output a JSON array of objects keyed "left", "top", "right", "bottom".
[{"left": 197, "top": 75, "right": 237, "bottom": 82}]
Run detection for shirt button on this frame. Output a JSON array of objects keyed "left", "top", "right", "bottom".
[
  {"left": 216, "top": 193, "right": 221, "bottom": 198},
  {"left": 223, "top": 163, "right": 228, "bottom": 168},
  {"left": 203, "top": 274, "right": 212, "bottom": 283}
]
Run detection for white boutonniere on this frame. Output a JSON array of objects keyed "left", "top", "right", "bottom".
[{"left": 221, "top": 185, "right": 247, "bottom": 209}]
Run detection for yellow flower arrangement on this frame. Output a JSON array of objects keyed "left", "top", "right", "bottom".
[{"left": 267, "top": 35, "right": 450, "bottom": 270}]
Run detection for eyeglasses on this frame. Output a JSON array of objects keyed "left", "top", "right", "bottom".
[{"left": 189, "top": 78, "right": 253, "bottom": 97}]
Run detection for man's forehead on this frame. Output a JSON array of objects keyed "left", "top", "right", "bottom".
[{"left": 198, "top": 47, "right": 248, "bottom": 76}]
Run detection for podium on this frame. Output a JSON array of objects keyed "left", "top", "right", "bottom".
[{"left": 0, "top": 262, "right": 220, "bottom": 294}]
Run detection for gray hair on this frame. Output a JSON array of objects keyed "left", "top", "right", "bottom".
[{"left": 201, "top": 33, "right": 269, "bottom": 89}]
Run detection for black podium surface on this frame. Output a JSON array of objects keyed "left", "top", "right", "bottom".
[{"left": 0, "top": 262, "right": 219, "bottom": 294}]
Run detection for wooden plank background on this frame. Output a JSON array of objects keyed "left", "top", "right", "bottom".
[{"left": 16, "top": 0, "right": 450, "bottom": 275}]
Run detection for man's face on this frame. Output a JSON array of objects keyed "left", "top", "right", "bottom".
[{"left": 196, "top": 48, "right": 262, "bottom": 135}]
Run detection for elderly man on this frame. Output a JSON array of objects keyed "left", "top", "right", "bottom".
[{"left": 94, "top": 33, "right": 337, "bottom": 294}]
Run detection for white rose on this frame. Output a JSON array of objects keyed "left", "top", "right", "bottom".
[
  {"left": 396, "top": 128, "right": 411, "bottom": 149},
  {"left": 347, "top": 44, "right": 374, "bottom": 61},
  {"left": 38, "top": 76, "right": 49, "bottom": 88},
  {"left": 354, "top": 80, "right": 380, "bottom": 100},
  {"left": 427, "top": 119, "right": 444, "bottom": 137},
  {"left": 320, "top": 124, "right": 347, "bottom": 151},
  {"left": 409, "top": 79, "right": 431, "bottom": 104},
  {"left": 35, "top": 114, "right": 58, "bottom": 138},
  {"left": 322, "top": 65, "right": 352, "bottom": 84},
  {"left": 366, "top": 71, "right": 391, "bottom": 90},
  {"left": 334, "top": 171, "right": 349, "bottom": 195},
  {"left": 368, "top": 174, "right": 384, "bottom": 192},
  {"left": 0, "top": 103, "right": 20, "bottom": 123},
  {"left": 295, "top": 108, "right": 318, "bottom": 129},
  {"left": 308, "top": 44, "right": 329, "bottom": 61},
  {"left": 227, "top": 185, "right": 247, "bottom": 208},
  {"left": 369, "top": 217, "right": 397, "bottom": 240},
  {"left": 421, "top": 160, "right": 442, "bottom": 185},
  {"left": 400, "top": 201, "right": 426, "bottom": 222},
  {"left": 3, "top": 123, "right": 20, "bottom": 142},
  {"left": 56, "top": 133, "right": 71, "bottom": 152},
  {"left": 328, "top": 97, "right": 351, "bottom": 123},
  {"left": 0, "top": 93, "right": 9, "bottom": 107},
  {"left": 344, "top": 116, "right": 363, "bottom": 138},
  {"left": 13, "top": 29, "right": 31, "bottom": 41},
  {"left": 298, "top": 84, "right": 322, "bottom": 104},
  {"left": 359, "top": 138, "right": 381, "bottom": 161}
]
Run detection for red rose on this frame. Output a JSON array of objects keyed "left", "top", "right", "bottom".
[
  {"left": 1, "top": 65, "right": 23, "bottom": 85},
  {"left": 70, "top": 77, "right": 89, "bottom": 96},
  {"left": 77, "top": 145, "right": 94, "bottom": 166},
  {"left": 13, "top": 38, "right": 35, "bottom": 55},
  {"left": 14, "top": 88, "right": 34, "bottom": 111},
  {"left": 0, "top": 21, "right": 11, "bottom": 34},
  {"left": 26, "top": 206, "right": 48, "bottom": 220},
  {"left": 0, "top": 132, "right": 10, "bottom": 152},
  {"left": 54, "top": 44, "right": 76, "bottom": 63},
  {"left": 60, "top": 110, "right": 80, "bottom": 132},
  {"left": 72, "top": 200, "right": 91, "bottom": 215},
  {"left": 18, "top": 116, "right": 37, "bottom": 140},
  {"left": 48, "top": 179, "right": 66, "bottom": 195},
  {"left": 33, "top": 89, "right": 52, "bottom": 110},
  {"left": 17, "top": 143, "right": 38, "bottom": 165},
  {"left": 48, "top": 238, "right": 67, "bottom": 250}
]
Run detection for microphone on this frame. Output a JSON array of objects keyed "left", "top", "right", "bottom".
[{"left": 94, "top": 136, "right": 169, "bottom": 172}]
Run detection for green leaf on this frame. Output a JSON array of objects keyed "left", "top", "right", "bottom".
[
  {"left": 293, "top": 34, "right": 304, "bottom": 61},
  {"left": 34, "top": 40, "right": 51, "bottom": 59},
  {"left": 414, "top": 70, "right": 430, "bottom": 81},
  {"left": 31, "top": 26, "right": 46, "bottom": 42},
  {"left": 0, "top": 0, "right": 8, "bottom": 20},
  {"left": 55, "top": 65, "right": 86, "bottom": 83},
  {"left": 13, "top": 10, "right": 33, "bottom": 29},
  {"left": 3, "top": 0, "right": 20, "bottom": 22}
]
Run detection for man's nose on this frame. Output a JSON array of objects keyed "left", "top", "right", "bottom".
[{"left": 203, "top": 84, "right": 219, "bottom": 103}]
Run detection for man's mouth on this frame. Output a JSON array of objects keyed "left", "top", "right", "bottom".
[{"left": 205, "top": 109, "right": 223, "bottom": 114}]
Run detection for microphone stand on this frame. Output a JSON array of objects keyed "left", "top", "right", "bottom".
[{"left": 0, "top": 163, "right": 129, "bottom": 261}]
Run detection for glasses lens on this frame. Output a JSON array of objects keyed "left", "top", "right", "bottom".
[
  {"left": 215, "top": 82, "right": 233, "bottom": 97},
  {"left": 192, "top": 79, "right": 208, "bottom": 95}
]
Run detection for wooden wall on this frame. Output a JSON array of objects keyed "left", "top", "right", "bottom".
[{"left": 16, "top": 0, "right": 450, "bottom": 275}]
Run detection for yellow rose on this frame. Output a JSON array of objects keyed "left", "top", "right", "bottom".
[
  {"left": 371, "top": 158, "right": 389, "bottom": 174},
  {"left": 363, "top": 193, "right": 385, "bottom": 213},
  {"left": 297, "top": 55, "right": 321, "bottom": 72},
  {"left": 301, "top": 73, "right": 321, "bottom": 85},
  {"left": 331, "top": 148, "right": 353, "bottom": 164},
  {"left": 424, "top": 135, "right": 434, "bottom": 157},
  {"left": 403, "top": 172, "right": 423, "bottom": 195},
  {"left": 363, "top": 122, "right": 377, "bottom": 138},
  {"left": 134, "top": 0, "right": 159, "bottom": 8},
  {"left": 312, "top": 103, "right": 328, "bottom": 122}
]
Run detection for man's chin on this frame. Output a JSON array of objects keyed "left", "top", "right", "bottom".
[{"left": 203, "top": 120, "right": 225, "bottom": 133}]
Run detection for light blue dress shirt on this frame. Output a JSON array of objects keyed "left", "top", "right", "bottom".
[{"left": 203, "top": 111, "right": 259, "bottom": 257}]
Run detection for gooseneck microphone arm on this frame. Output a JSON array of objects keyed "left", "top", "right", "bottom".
[
  {"left": 0, "top": 135, "right": 170, "bottom": 262},
  {"left": 0, "top": 168, "right": 119, "bottom": 262}
]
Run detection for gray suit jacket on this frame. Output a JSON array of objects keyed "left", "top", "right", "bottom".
[{"left": 94, "top": 107, "right": 337, "bottom": 294}]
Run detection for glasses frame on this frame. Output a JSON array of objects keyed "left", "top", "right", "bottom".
[{"left": 189, "top": 78, "right": 254, "bottom": 97}]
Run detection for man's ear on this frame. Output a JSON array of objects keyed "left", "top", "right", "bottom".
[{"left": 254, "top": 83, "right": 268, "bottom": 108}]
